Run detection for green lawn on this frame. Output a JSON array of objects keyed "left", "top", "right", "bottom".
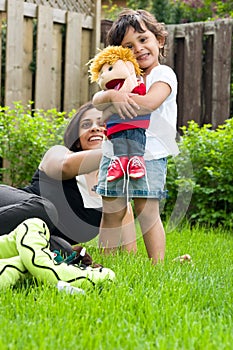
[{"left": 0, "top": 224, "right": 233, "bottom": 350}]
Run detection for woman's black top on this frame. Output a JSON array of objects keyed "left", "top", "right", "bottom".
[{"left": 23, "top": 169, "right": 102, "bottom": 244}]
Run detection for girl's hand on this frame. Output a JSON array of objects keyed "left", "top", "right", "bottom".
[{"left": 93, "top": 90, "right": 140, "bottom": 119}]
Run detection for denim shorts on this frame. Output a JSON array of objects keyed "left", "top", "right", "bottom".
[{"left": 95, "top": 156, "right": 168, "bottom": 200}]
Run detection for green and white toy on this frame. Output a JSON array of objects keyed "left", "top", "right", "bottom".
[{"left": 0, "top": 218, "right": 115, "bottom": 289}]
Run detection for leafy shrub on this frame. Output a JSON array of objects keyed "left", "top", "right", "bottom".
[
  {"left": 0, "top": 102, "right": 72, "bottom": 187},
  {"left": 102, "top": 0, "right": 233, "bottom": 24},
  {"left": 164, "top": 119, "right": 233, "bottom": 228},
  {"left": 1, "top": 102, "right": 232, "bottom": 228}
]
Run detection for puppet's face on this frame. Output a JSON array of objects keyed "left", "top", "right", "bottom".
[{"left": 98, "top": 59, "right": 137, "bottom": 91}]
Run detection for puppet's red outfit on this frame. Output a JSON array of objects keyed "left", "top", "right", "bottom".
[
  {"left": 105, "top": 82, "right": 151, "bottom": 182},
  {"left": 106, "top": 83, "right": 150, "bottom": 137}
]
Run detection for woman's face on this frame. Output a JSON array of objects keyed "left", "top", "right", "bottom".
[{"left": 78, "top": 108, "right": 105, "bottom": 150}]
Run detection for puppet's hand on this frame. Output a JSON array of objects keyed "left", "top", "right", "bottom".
[
  {"left": 101, "top": 105, "right": 128, "bottom": 122},
  {"left": 101, "top": 105, "right": 115, "bottom": 122},
  {"left": 109, "top": 91, "right": 140, "bottom": 119}
]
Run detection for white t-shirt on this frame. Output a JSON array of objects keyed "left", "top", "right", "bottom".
[
  {"left": 76, "top": 174, "right": 102, "bottom": 209},
  {"left": 145, "top": 64, "right": 179, "bottom": 159},
  {"left": 102, "top": 64, "right": 179, "bottom": 160}
]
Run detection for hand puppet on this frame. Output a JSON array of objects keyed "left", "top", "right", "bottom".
[{"left": 89, "top": 45, "right": 150, "bottom": 182}]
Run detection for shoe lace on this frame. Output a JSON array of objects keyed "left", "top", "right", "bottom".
[
  {"left": 105, "top": 156, "right": 126, "bottom": 197},
  {"left": 108, "top": 156, "right": 121, "bottom": 171},
  {"left": 125, "top": 157, "right": 150, "bottom": 208},
  {"left": 53, "top": 248, "right": 88, "bottom": 266},
  {"left": 130, "top": 156, "right": 145, "bottom": 168},
  {"left": 53, "top": 250, "right": 76, "bottom": 264}
]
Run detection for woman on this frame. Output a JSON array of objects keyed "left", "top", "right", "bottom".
[
  {"left": 0, "top": 102, "right": 137, "bottom": 252},
  {"left": 0, "top": 102, "right": 137, "bottom": 289}
]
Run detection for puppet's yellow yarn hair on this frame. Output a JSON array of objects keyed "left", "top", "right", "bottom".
[{"left": 89, "top": 46, "right": 142, "bottom": 83}]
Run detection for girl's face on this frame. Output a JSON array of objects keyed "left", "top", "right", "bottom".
[
  {"left": 121, "top": 24, "right": 164, "bottom": 75},
  {"left": 79, "top": 108, "right": 105, "bottom": 151}
]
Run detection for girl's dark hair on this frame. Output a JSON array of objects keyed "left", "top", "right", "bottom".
[
  {"left": 63, "top": 101, "right": 94, "bottom": 152},
  {"left": 107, "top": 9, "right": 168, "bottom": 59}
]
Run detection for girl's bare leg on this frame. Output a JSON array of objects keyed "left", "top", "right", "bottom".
[
  {"left": 99, "top": 197, "right": 135, "bottom": 254},
  {"left": 134, "top": 198, "right": 165, "bottom": 264}
]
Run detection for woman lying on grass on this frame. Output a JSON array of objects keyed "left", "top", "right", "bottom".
[{"left": 0, "top": 102, "right": 137, "bottom": 290}]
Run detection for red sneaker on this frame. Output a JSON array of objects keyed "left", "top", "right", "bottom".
[
  {"left": 107, "top": 156, "right": 128, "bottom": 182},
  {"left": 128, "top": 156, "right": 146, "bottom": 179}
]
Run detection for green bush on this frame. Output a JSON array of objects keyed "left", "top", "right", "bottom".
[
  {"left": 103, "top": 0, "right": 233, "bottom": 24},
  {"left": 0, "top": 102, "right": 72, "bottom": 187},
  {"left": 1, "top": 102, "right": 232, "bottom": 228},
  {"left": 164, "top": 119, "right": 233, "bottom": 228}
]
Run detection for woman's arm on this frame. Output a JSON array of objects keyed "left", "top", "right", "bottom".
[{"left": 39, "top": 145, "right": 102, "bottom": 180}]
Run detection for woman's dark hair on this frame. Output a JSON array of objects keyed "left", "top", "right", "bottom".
[
  {"left": 63, "top": 101, "right": 94, "bottom": 152},
  {"left": 107, "top": 9, "right": 168, "bottom": 59}
]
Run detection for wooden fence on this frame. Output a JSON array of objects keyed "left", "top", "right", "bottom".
[
  {"left": 0, "top": 1, "right": 232, "bottom": 128},
  {"left": 0, "top": 0, "right": 101, "bottom": 112},
  {"left": 102, "top": 19, "right": 233, "bottom": 129}
]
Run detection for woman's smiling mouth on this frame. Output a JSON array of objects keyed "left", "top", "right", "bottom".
[{"left": 88, "top": 135, "right": 103, "bottom": 142}]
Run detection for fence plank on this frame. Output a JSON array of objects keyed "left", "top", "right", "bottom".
[
  {"left": 177, "top": 23, "right": 204, "bottom": 127},
  {"left": 202, "top": 32, "right": 213, "bottom": 125},
  {"left": 23, "top": 18, "right": 33, "bottom": 104},
  {"left": 35, "top": 5, "right": 54, "bottom": 110},
  {"left": 80, "top": 29, "right": 92, "bottom": 105},
  {"left": 175, "top": 37, "right": 184, "bottom": 129},
  {"left": 63, "top": 11, "right": 82, "bottom": 112},
  {"left": 165, "top": 24, "right": 176, "bottom": 69},
  {"left": 51, "top": 23, "right": 63, "bottom": 110},
  {"left": 5, "top": 0, "right": 24, "bottom": 107},
  {"left": 89, "top": 0, "right": 101, "bottom": 98},
  {"left": 0, "top": 0, "right": 5, "bottom": 11},
  {"left": 211, "top": 20, "right": 233, "bottom": 128},
  {"left": 0, "top": 13, "right": 3, "bottom": 105}
]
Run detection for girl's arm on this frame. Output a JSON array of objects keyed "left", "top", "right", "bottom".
[
  {"left": 93, "top": 81, "right": 171, "bottom": 119},
  {"left": 130, "top": 81, "right": 171, "bottom": 114},
  {"left": 39, "top": 145, "right": 102, "bottom": 180}
]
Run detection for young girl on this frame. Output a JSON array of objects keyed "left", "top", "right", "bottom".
[{"left": 92, "top": 9, "right": 179, "bottom": 264}]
